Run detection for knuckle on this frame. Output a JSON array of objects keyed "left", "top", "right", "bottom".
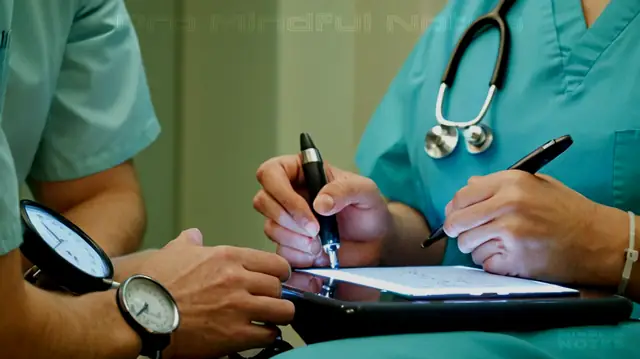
[
  {"left": 263, "top": 220, "right": 274, "bottom": 237},
  {"left": 252, "top": 191, "right": 264, "bottom": 211},
  {"left": 502, "top": 188, "right": 528, "bottom": 210},
  {"left": 467, "top": 175, "right": 482, "bottom": 185},
  {"left": 255, "top": 158, "right": 278, "bottom": 183},
  {"left": 255, "top": 163, "right": 268, "bottom": 183},
  {"left": 508, "top": 170, "right": 530, "bottom": 184},
  {"left": 221, "top": 266, "right": 244, "bottom": 285},
  {"left": 449, "top": 192, "right": 463, "bottom": 212},
  {"left": 214, "top": 245, "right": 239, "bottom": 262},
  {"left": 360, "top": 176, "right": 378, "bottom": 192},
  {"left": 500, "top": 218, "right": 524, "bottom": 239}
]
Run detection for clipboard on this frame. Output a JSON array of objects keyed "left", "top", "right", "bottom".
[{"left": 282, "top": 266, "right": 634, "bottom": 344}]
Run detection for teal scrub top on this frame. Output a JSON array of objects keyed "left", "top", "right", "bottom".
[
  {"left": 0, "top": 0, "right": 160, "bottom": 254},
  {"left": 277, "top": 0, "right": 640, "bottom": 358}
]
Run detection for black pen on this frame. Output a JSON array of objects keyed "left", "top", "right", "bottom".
[
  {"left": 300, "top": 133, "right": 341, "bottom": 268},
  {"left": 421, "top": 135, "right": 574, "bottom": 248}
]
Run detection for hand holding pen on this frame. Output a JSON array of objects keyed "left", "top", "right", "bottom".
[
  {"left": 424, "top": 135, "right": 628, "bottom": 287},
  {"left": 253, "top": 134, "right": 391, "bottom": 269},
  {"left": 422, "top": 135, "right": 574, "bottom": 248},
  {"left": 299, "top": 133, "right": 342, "bottom": 268}
]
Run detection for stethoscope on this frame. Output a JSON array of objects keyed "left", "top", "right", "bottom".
[{"left": 425, "top": 0, "right": 517, "bottom": 159}]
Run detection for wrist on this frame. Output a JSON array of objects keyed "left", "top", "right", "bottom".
[
  {"left": 78, "top": 291, "right": 142, "bottom": 359},
  {"left": 586, "top": 205, "right": 630, "bottom": 288},
  {"left": 112, "top": 249, "right": 158, "bottom": 282}
]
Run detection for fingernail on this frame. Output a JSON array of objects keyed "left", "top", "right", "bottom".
[
  {"left": 309, "top": 236, "right": 322, "bottom": 255},
  {"left": 284, "top": 264, "right": 292, "bottom": 283},
  {"left": 302, "top": 220, "right": 319, "bottom": 237},
  {"left": 314, "top": 194, "right": 334, "bottom": 213},
  {"left": 185, "top": 228, "right": 203, "bottom": 244}
]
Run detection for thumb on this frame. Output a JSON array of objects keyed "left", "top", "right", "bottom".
[
  {"left": 167, "top": 228, "right": 203, "bottom": 247},
  {"left": 313, "top": 176, "right": 383, "bottom": 216}
]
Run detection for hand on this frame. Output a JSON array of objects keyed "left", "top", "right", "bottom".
[
  {"left": 253, "top": 155, "right": 392, "bottom": 267},
  {"left": 120, "top": 229, "right": 295, "bottom": 359},
  {"left": 443, "top": 170, "right": 626, "bottom": 286}
]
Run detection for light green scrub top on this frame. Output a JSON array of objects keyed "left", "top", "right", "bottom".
[
  {"left": 277, "top": 0, "right": 640, "bottom": 358},
  {"left": 0, "top": 0, "right": 160, "bottom": 254}
]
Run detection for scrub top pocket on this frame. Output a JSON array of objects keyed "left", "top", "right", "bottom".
[{"left": 612, "top": 129, "right": 640, "bottom": 214}]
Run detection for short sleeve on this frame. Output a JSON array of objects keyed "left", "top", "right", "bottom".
[
  {"left": 0, "top": 128, "right": 22, "bottom": 255},
  {"left": 354, "top": 27, "right": 436, "bottom": 214},
  {"left": 29, "top": 0, "right": 160, "bottom": 181}
]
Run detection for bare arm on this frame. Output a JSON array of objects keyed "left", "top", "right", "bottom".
[
  {"left": 28, "top": 160, "right": 146, "bottom": 257},
  {"left": 381, "top": 202, "right": 446, "bottom": 266},
  {"left": 0, "top": 249, "right": 140, "bottom": 359}
]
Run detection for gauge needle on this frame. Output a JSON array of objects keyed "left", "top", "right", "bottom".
[
  {"left": 136, "top": 303, "right": 149, "bottom": 317},
  {"left": 42, "top": 223, "right": 64, "bottom": 248}
]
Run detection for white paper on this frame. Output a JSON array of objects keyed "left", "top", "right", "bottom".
[{"left": 298, "top": 266, "right": 578, "bottom": 297}]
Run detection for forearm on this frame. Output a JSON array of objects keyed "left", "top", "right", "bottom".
[
  {"left": 60, "top": 189, "right": 146, "bottom": 257},
  {"left": 21, "top": 190, "right": 146, "bottom": 273},
  {"left": 2, "top": 255, "right": 140, "bottom": 359},
  {"left": 381, "top": 202, "right": 445, "bottom": 266}
]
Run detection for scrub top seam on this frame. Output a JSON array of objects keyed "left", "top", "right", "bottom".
[
  {"left": 546, "top": 0, "right": 571, "bottom": 95},
  {"left": 579, "top": 7, "right": 640, "bottom": 86}
]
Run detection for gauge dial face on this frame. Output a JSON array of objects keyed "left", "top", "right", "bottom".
[
  {"left": 25, "top": 205, "right": 110, "bottom": 278},
  {"left": 123, "top": 277, "right": 178, "bottom": 333}
]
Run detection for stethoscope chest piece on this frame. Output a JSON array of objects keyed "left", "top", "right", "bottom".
[
  {"left": 425, "top": 124, "right": 458, "bottom": 159},
  {"left": 462, "top": 124, "right": 493, "bottom": 155},
  {"left": 424, "top": 124, "right": 493, "bottom": 159}
]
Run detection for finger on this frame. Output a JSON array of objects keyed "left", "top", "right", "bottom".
[
  {"left": 275, "top": 245, "right": 318, "bottom": 268},
  {"left": 245, "top": 272, "right": 284, "bottom": 298},
  {"left": 264, "top": 219, "right": 322, "bottom": 255},
  {"left": 456, "top": 218, "right": 507, "bottom": 254},
  {"left": 254, "top": 190, "right": 315, "bottom": 236},
  {"left": 470, "top": 238, "right": 504, "bottom": 266},
  {"left": 235, "top": 248, "right": 292, "bottom": 282},
  {"left": 445, "top": 176, "right": 500, "bottom": 215},
  {"left": 445, "top": 198, "right": 505, "bottom": 239},
  {"left": 246, "top": 296, "right": 296, "bottom": 325},
  {"left": 314, "top": 176, "right": 384, "bottom": 216},
  {"left": 256, "top": 156, "right": 319, "bottom": 236},
  {"left": 482, "top": 253, "right": 511, "bottom": 276}
]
